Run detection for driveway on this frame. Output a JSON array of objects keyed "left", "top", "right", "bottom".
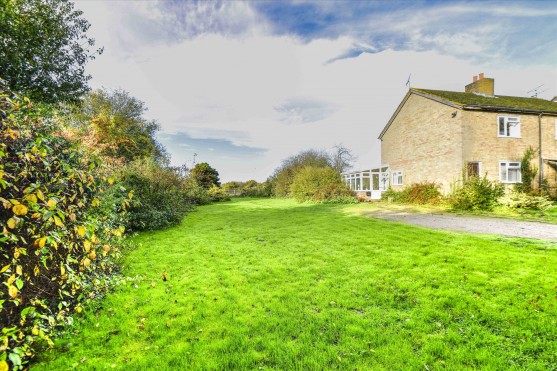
[{"left": 363, "top": 210, "right": 557, "bottom": 241}]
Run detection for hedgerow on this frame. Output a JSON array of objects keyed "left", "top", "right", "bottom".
[{"left": 0, "top": 83, "right": 128, "bottom": 369}]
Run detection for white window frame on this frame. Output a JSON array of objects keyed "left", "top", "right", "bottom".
[
  {"left": 392, "top": 170, "right": 403, "bottom": 186},
  {"left": 499, "top": 161, "right": 522, "bottom": 183},
  {"left": 498, "top": 115, "right": 520, "bottom": 138},
  {"left": 555, "top": 119, "right": 557, "bottom": 140}
]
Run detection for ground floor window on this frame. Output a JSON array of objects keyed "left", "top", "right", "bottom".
[
  {"left": 392, "top": 170, "right": 403, "bottom": 185},
  {"left": 500, "top": 161, "right": 521, "bottom": 183},
  {"left": 467, "top": 161, "right": 481, "bottom": 178}
]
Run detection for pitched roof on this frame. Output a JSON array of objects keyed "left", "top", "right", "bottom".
[
  {"left": 413, "top": 88, "right": 557, "bottom": 114},
  {"left": 379, "top": 88, "right": 557, "bottom": 140}
]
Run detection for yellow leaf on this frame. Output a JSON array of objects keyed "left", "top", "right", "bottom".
[
  {"left": 7, "top": 218, "right": 17, "bottom": 229},
  {"left": 24, "top": 194, "right": 37, "bottom": 203},
  {"left": 34, "top": 265, "right": 40, "bottom": 276},
  {"left": 37, "top": 189, "right": 45, "bottom": 201},
  {"left": 47, "top": 199, "right": 57, "bottom": 208},
  {"left": 13, "top": 204, "right": 28, "bottom": 216},
  {"left": 83, "top": 258, "right": 91, "bottom": 267},
  {"left": 77, "top": 226, "right": 86, "bottom": 237},
  {"left": 7, "top": 274, "right": 16, "bottom": 284},
  {"left": 16, "top": 265, "right": 22, "bottom": 275},
  {"left": 9, "top": 285, "right": 18, "bottom": 298},
  {"left": 61, "top": 265, "right": 66, "bottom": 275},
  {"left": 0, "top": 264, "right": 10, "bottom": 273},
  {"left": 108, "top": 177, "right": 115, "bottom": 185},
  {"left": 54, "top": 215, "right": 64, "bottom": 227},
  {"left": 0, "top": 360, "right": 9, "bottom": 371},
  {"left": 83, "top": 240, "right": 91, "bottom": 253},
  {"left": 38, "top": 236, "right": 47, "bottom": 248},
  {"left": 91, "top": 198, "right": 100, "bottom": 207}
]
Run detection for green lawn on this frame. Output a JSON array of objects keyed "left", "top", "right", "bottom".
[{"left": 33, "top": 199, "right": 557, "bottom": 370}]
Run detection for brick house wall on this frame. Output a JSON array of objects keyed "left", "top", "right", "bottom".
[
  {"left": 381, "top": 92, "right": 557, "bottom": 194},
  {"left": 462, "top": 111, "right": 557, "bottom": 188},
  {"left": 381, "top": 93, "right": 464, "bottom": 192}
]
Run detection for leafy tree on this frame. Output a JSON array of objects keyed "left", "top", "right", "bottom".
[
  {"left": 290, "top": 166, "right": 355, "bottom": 203},
  {"left": 119, "top": 158, "right": 199, "bottom": 231},
  {"left": 60, "top": 89, "right": 165, "bottom": 164},
  {"left": 190, "top": 162, "right": 221, "bottom": 189},
  {"left": 269, "top": 146, "right": 355, "bottom": 197},
  {"left": 0, "top": 0, "right": 102, "bottom": 103},
  {"left": 270, "top": 149, "right": 330, "bottom": 197}
]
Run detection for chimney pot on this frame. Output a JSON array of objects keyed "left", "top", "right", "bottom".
[
  {"left": 473, "top": 76, "right": 478, "bottom": 82},
  {"left": 479, "top": 73, "right": 484, "bottom": 79}
]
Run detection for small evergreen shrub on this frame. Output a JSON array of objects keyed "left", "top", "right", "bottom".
[
  {"left": 449, "top": 176, "right": 504, "bottom": 211},
  {"left": 381, "top": 182, "right": 442, "bottom": 205},
  {"left": 290, "top": 167, "right": 356, "bottom": 203}
]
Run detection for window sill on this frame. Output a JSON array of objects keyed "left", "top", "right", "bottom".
[{"left": 497, "top": 135, "right": 521, "bottom": 139}]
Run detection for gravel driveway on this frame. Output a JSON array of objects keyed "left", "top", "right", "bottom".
[{"left": 364, "top": 210, "right": 557, "bottom": 241}]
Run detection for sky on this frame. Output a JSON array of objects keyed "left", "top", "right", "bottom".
[{"left": 74, "top": 0, "right": 557, "bottom": 183}]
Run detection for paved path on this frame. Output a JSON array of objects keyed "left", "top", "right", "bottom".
[{"left": 364, "top": 210, "right": 557, "bottom": 241}]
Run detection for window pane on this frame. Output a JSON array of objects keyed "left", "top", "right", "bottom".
[
  {"left": 372, "top": 174, "right": 379, "bottom": 190},
  {"left": 508, "top": 168, "right": 519, "bottom": 182},
  {"left": 509, "top": 122, "right": 520, "bottom": 137},
  {"left": 363, "top": 177, "right": 370, "bottom": 190},
  {"left": 500, "top": 163, "right": 507, "bottom": 181},
  {"left": 499, "top": 117, "right": 506, "bottom": 135},
  {"left": 467, "top": 162, "right": 479, "bottom": 177}
]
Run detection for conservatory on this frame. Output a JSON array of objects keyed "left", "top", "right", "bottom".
[{"left": 342, "top": 166, "right": 390, "bottom": 200}]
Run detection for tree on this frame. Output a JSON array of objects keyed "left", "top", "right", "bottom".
[
  {"left": 330, "top": 144, "right": 356, "bottom": 173},
  {"left": 190, "top": 162, "right": 221, "bottom": 189},
  {"left": 60, "top": 88, "right": 166, "bottom": 164},
  {"left": 269, "top": 146, "right": 355, "bottom": 197},
  {"left": 0, "top": 0, "right": 102, "bottom": 103}
]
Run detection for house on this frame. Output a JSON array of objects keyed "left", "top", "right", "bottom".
[{"left": 378, "top": 74, "right": 557, "bottom": 194}]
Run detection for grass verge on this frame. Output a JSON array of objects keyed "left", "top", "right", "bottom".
[{"left": 33, "top": 198, "right": 557, "bottom": 369}]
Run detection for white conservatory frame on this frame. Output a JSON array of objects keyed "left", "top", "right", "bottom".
[{"left": 342, "top": 166, "right": 390, "bottom": 200}]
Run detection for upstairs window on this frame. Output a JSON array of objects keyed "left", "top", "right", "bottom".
[
  {"left": 392, "top": 170, "right": 403, "bottom": 185},
  {"left": 498, "top": 116, "right": 520, "bottom": 138},
  {"left": 500, "top": 161, "right": 521, "bottom": 183}
]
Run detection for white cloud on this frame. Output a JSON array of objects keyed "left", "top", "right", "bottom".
[{"left": 75, "top": 1, "right": 557, "bottom": 182}]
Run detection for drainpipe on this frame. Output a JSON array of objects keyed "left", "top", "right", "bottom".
[{"left": 538, "top": 113, "right": 543, "bottom": 189}]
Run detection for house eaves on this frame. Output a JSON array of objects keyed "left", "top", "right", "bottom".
[{"left": 378, "top": 88, "right": 557, "bottom": 140}]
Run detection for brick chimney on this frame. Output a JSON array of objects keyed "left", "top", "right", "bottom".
[{"left": 465, "top": 73, "right": 494, "bottom": 95}]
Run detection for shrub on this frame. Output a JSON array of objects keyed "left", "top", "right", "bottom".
[
  {"left": 207, "top": 186, "right": 231, "bottom": 202},
  {"left": 290, "top": 167, "right": 356, "bottom": 203},
  {"left": 381, "top": 182, "right": 442, "bottom": 205},
  {"left": 500, "top": 192, "right": 553, "bottom": 211},
  {"left": 449, "top": 176, "right": 504, "bottom": 211},
  {"left": 119, "top": 159, "right": 198, "bottom": 231},
  {"left": 241, "top": 180, "right": 272, "bottom": 198},
  {"left": 0, "top": 86, "right": 127, "bottom": 369}
]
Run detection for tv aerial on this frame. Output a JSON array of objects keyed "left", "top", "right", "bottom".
[{"left": 527, "top": 84, "right": 547, "bottom": 98}]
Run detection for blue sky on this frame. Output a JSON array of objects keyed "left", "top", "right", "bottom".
[{"left": 76, "top": 0, "right": 556, "bottom": 182}]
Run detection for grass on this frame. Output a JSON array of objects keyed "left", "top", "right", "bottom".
[{"left": 33, "top": 198, "right": 557, "bottom": 370}]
